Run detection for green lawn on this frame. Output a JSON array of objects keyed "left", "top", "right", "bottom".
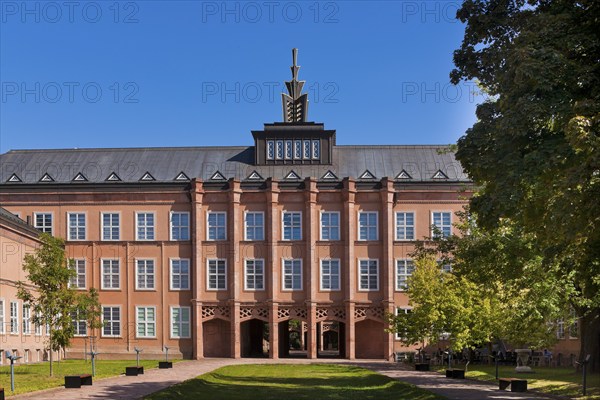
[
  {"left": 0, "top": 359, "right": 178, "bottom": 396},
  {"left": 437, "top": 365, "right": 599, "bottom": 399},
  {"left": 146, "top": 364, "right": 444, "bottom": 400}
]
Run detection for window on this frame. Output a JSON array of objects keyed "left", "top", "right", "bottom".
[
  {"left": 395, "top": 308, "right": 412, "bottom": 340},
  {"left": 170, "top": 259, "right": 190, "bottom": 290},
  {"left": 22, "top": 303, "right": 31, "bottom": 335},
  {"left": 102, "top": 213, "right": 120, "bottom": 241},
  {"left": 320, "top": 259, "right": 340, "bottom": 291},
  {"left": 321, "top": 212, "right": 340, "bottom": 241},
  {"left": 207, "top": 259, "right": 227, "bottom": 290},
  {"left": 69, "top": 259, "right": 86, "bottom": 289},
  {"left": 276, "top": 140, "right": 284, "bottom": 159},
  {"left": 395, "top": 212, "right": 415, "bottom": 240},
  {"left": 285, "top": 140, "right": 293, "bottom": 159},
  {"left": 102, "top": 306, "right": 121, "bottom": 337},
  {"left": 71, "top": 310, "right": 87, "bottom": 336},
  {"left": 245, "top": 212, "right": 264, "bottom": 241},
  {"left": 0, "top": 300, "right": 4, "bottom": 334},
  {"left": 266, "top": 140, "right": 275, "bottom": 160},
  {"left": 136, "top": 306, "right": 156, "bottom": 338},
  {"left": 136, "top": 259, "right": 155, "bottom": 290},
  {"left": 35, "top": 312, "right": 42, "bottom": 336},
  {"left": 245, "top": 259, "right": 264, "bottom": 291},
  {"left": 359, "top": 259, "right": 379, "bottom": 291},
  {"left": 282, "top": 259, "right": 302, "bottom": 290},
  {"left": 556, "top": 320, "right": 565, "bottom": 339},
  {"left": 10, "top": 301, "right": 18, "bottom": 334},
  {"left": 136, "top": 212, "right": 155, "bottom": 240},
  {"left": 303, "top": 140, "right": 311, "bottom": 159},
  {"left": 170, "top": 212, "right": 190, "bottom": 240},
  {"left": 282, "top": 211, "right": 302, "bottom": 241},
  {"left": 294, "top": 140, "right": 302, "bottom": 159},
  {"left": 34, "top": 213, "right": 52, "bottom": 233},
  {"left": 396, "top": 259, "right": 415, "bottom": 291},
  {"left": 171, "top": 307, "right": 191, "bottom": 338},
  {"left": 312, "top": 140, "right": 320, "bottom": 159},
  {"left": 207, "top": 212, "right": 226, "bottom": 240},
  {"left": 67, "top": 212, "right": 86, "bottom": 240},
  {"left": 569, "top": 310, "right": 579, "bottom": 338},
  {"left": 101, "top": 259, "right": 120, "bottom": 290},
  {"left": 358, "top": 212, "right": 378, "bottom": 241},
  {"left": 432, "top": 211, "right": 452, "bottom": 238}
]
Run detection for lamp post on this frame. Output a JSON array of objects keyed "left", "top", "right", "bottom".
[
  {"left": 134, "top": 347, "right": 143, "bottom": 367},
  {"left": 5, "top": 351, "right": 22, "bottom": 392},
  {"left": 164, "top": 346, "right": 169, "bottom": 362},
  {"left": 576, "top": 354, "right": 591, "bottom": 396}
]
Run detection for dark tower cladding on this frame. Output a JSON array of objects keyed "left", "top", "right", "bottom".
[{"left": 282, "top": 48, "right": 309, "bottom": 123}]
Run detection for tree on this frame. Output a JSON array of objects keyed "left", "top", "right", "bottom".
[
  {"left": 451, "top": 0, "right": 600, "bottom": 370},
  {"left": 17, "top": 233, "right": 102, "bottom": 376}
]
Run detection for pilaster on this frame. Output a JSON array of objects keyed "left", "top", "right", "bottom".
[{"left": 191, "top": 180, "right": 204, "bottom": 359}]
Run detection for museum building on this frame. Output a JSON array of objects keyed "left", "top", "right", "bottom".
[{"left": 0, "top": 50, "right": 472, "bottom": 360}]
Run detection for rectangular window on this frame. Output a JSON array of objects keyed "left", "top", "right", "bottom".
[
  {"left": 34, "top": 312, "right": 41, "bottom": 336},
  {"left": 170, "top": 259, "right": 190, "bottom": 290},
  {"left": 245, "top": 212, "right": 264, "bottom": 241},
  {"left": 312, "top": 140, "right": 320, "bottom": 159},
  {"left": 34, "top": 212, "right": 52, "bottom": 233},
  {"left": 102, "top": 306, "right": 120, "bottom": 337},
  {"left": 276, "top": 140, "right": 284, "bottom": 159},
  {"left": 207, "top": 259, "right": 227, "bottom": 290},
  {"left": 266, "top": 140, "right": 275, "bottom": 160},
  {"left": 294, "top": 140, "right": 302, "bottom": 159},
  {"left": 396, "top": 259, "right": 415, "bottom": 291},
  {"left": 71, "top": 310, "right": 87, "bottom": 336},
  {"left": 67, "top": 212, "right": 86, "bottom": 240},
  {"left": 320, "top": 259, "right": 340, "bottom": 291},
  {"left": 285, "top": 140, "right": 293, "bottom": 159},
  {"left": 22, "top": 303, "right": 31, "bottom": 335},
  {"left": 395, "top": 308, "right": 412, "bottom": 340},
  {"left": 556, "top": 320, "right": 565, "bottom": 339},
  {"left": 170, "top": 212, "right": 190, "bottom": 240},
  {"left": 101, "top": 259, "right": 120, "bottom": 290},
  {"left": 207, "top": 212, "right": 227, "bottom": 241},
  {"left": 569, "top": 310, "right": 579, "bottom": 338},
  {"left": 320, "top": 212, "right": 340, "bottom": 241},
  {"left": 171, "top": 307, "right": 191, "bottom": 338},
  {"left": 395, "top": 212, "right": 415, "bottom": 240},
  {"left": 136, "top": 306, "right": 156, "bottom": 338},
  {"left": 358, "top": 212, "right": 378, "bottom": 241},
  {"left": 69, "top": 259, "right": 86, "bottom": 289},
  {"left": 136, "top": 212, "right": 155, "bottom": 240},
  {"left": 0, "top": 300, "right": 4, "bottom": 334},
  {"left": 432, "top": 211, "right": 452, "bottom": 238},
  {"left": 282, "top": 259, "right": 302, "bottom": 290},
  {"left": 282, "top": 211, "right": 302, "bottom": 241},
  {"left": 101, "top": 213, "right": 120, "bottom": 241},
  {"left": 303, "top": 140, "right": 311, "bottom": 159},
  {"left": 136, "top": 259, "right": 155, "bottom": 290},
  {"left": 245, "top": 259, "right": 264, "bottom": 291},
  {"left": 359, "top": 259, "right": 379, "bottom": 291},
  {"left": 10, "top": 301, "right": 18, "bottom": 334}
]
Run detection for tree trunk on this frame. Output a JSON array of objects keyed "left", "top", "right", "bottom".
[
  {"left": 49, "top": 327, "right": 53, "bottom": 377},
  {"left": 580, "top": 307, "right": 600, "bottom": 373}
]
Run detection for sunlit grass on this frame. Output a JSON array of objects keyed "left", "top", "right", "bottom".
[
  {"left": 0, "top": 359, "right": 180, "bottom": 396},
  {"left": 146, "top": 364, "right": 445, "bottom": 400}
]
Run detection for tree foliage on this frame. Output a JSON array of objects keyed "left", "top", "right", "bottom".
[
  {"left": 451, "top": 0, "right": 600, "bottom": 369},
  {"left": 17, "top": 233, "right": 102, "bottom": 376}
]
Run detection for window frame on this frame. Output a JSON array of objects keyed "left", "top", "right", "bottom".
[
  {"left": 101, "top": 305, "right": 121, "bottom": 338},
  {"left": 206, "top": 211, "right": 227, "bottom": 241},
  {"left": 206, "top": 258, "right": 227, "bottom": 291},
  {"left": 170, "top": 211, "right": 190, "bottom": 241},
  {"left": 282, "top": 211, "right": 302, "bottom": 241},
  {"left": 358, "top": 259, "right": 379, "bottom": 292},
  {"left": 282, "top": 258, "right": 303, "bottom": 291},
  {"left": 357, "top": 211, "right": 379, "bottom": 241},
  {"left": 71, "top": 309, "right": 87, "bottom": 337},
  {"left": 170, "top": 306, "right": 191, "bottom": 339},
  {"left": 394, "top": 307, "right": 413, "bottom": 340},
  {"left": 135, "top": 211, "right": 156, "bottom": 241},
  {"left": 101, "top": 212, "right": 121, "bottom": 241},
  {"left": 431, "top": 211, "right": 452, "bottom": 238},
  {"left": 135, "top": 258, "right": 156, "bottom": 291},
  {"left": 101, "top": 258, "right": 121, "bottom": 290},
  {"left": 244, "top": 211, "right": 265, "bottom": 241},
  {"left": 320, "top": 211, "right": 340, "bottom": 241},
  {"left": 0, "top": 299, "right": 5, "bottom": 334},
  {"left": 244, "top": 258, "right": 265, "bottom": 291},
  {"left": 69, "top": 258, "right": 86, "bottom": 290},
  {"left": 33, "top": 212, "right": 53, "bottom": 234},
  {"left": 320, "top": 259, "right": 341, "bottom": 291},
  {"left": 136, "top": 306, "right": 157, "bottom": 339},
  {"left": 395, "top": 211, "right": 416, "bottom": 241},
  {"left": 66, "top": 212, "right": 86, "bottom": 241},
  {"left": 9, "top": 301, "right": 19, "bottom": 334},
  {"left": 22, "top": 303, "right": 31, "bottom": 335},
  {"left": 170, "top": 258, "right": 190, "bottom": 291},
  {"left": 395, "top": 259, "right": 415, "bottom": 291}
]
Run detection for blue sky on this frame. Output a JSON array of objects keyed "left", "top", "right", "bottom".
[{"left": 0, "top": 1, "right": 478, "bottom": 153}]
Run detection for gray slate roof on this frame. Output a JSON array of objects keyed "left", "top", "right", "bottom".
[{"left": 0, "top": 145, "right": 469, "bottom": 184}]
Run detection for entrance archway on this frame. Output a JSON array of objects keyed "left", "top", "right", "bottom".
[
  {"left": 355, "top": 319, "right": 384, "bottom": 359},
  {"left": 241, "top": 319, "right": 269, "bottom": 357},
  {"left": 278, "top": 319, "right": 307, "bottom": 358},
  {"left": 203, "top": 319, "right": 231, "bottom": 358}
]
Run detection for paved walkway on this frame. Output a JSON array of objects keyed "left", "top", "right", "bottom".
[{"left": 11, "top": 359, "right": 560, "bottom": 400}]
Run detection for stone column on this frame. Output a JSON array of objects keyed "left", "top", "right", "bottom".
[
  {"left": 269, "top": 302, "right": 279, "bottom": 359},
  {"left": 191, "top": 180, "right": 204, "bottom": 359},
  {"left": 343, "top": 178, "right": 357, "bottom": 360},
  {"left": 229, "top": 179, "right": 242, "bottom": 359},
  {"left": 380, "top": 177, "right": 396, "bottom": 361},
  {"left": 305, "top": 178, "right": 318, "bottom": 359},
  {"left": 231, "top": 300, "right": 241, "bottom": 358},
  {"left": 266, "top": 179, "right": 280, "bottom": 359}
]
